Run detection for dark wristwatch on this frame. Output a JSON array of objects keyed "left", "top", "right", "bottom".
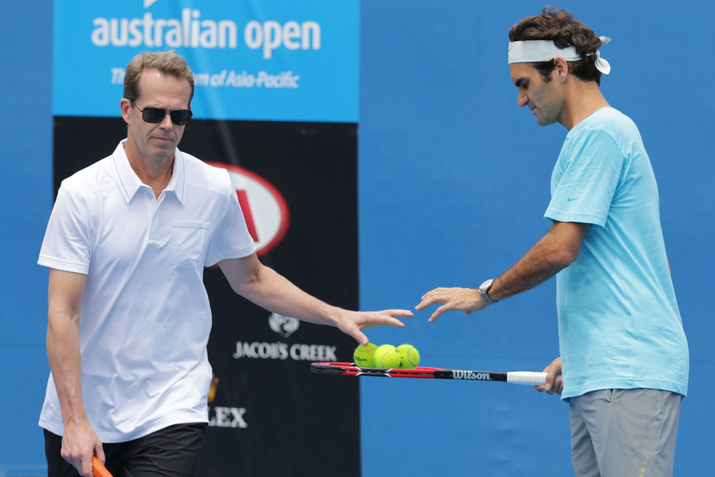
[{"left": 477, "top": 279, "right": 499, "bottom": 305}]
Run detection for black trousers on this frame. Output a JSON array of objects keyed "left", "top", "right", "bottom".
[{"left": 44, "top": 423, "right": 206, "bottom": 477}]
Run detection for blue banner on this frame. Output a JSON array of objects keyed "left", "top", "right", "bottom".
[{"left": 53, "top": 0, "right": 359, "bottom": 122}]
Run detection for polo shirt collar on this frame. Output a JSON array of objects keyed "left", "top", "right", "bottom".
[{"left": 112, "top": 139, "right": 187, "bottom": 204}]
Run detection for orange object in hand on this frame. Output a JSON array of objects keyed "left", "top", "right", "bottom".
[{"left": 92, "top": 456, "right": 113, "bottom": 477}]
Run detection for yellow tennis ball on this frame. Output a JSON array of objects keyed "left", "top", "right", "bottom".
[
  {"left": 353, "top": 343, "right": 378, "bottom": 367},
  {"left": 373, "top": 345, "right": 401, "bottom": 369},
  {"left": 397, "top": 344, "right": 420, "bottom": 369}
]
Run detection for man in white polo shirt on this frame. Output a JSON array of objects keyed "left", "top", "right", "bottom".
[{"left": 38, "top": 50, "right": 413, "bottom": 477}]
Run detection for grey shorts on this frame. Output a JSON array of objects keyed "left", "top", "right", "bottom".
[{"left": 569, "top": 389, "right": 682, "bottom": 477}]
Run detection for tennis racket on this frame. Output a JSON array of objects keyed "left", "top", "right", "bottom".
[
  {"left": 93, "top": 456, "right": 113, "bottom": 477},
  {"left": 311, "top": 362, "right": 546, "bottom": 385}
]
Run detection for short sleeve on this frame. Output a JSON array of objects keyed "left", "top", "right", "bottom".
[
  {"left": 204, "top": 170, "right": 257, "bottom": 266},
  {"left": 38, "top": 183, "right": 92, "bottom": 274},
  {"left": 545, "top": 128, "right": 623, "bottom": 227}
]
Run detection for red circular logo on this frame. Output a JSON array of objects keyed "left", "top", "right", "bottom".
[{"left": 207, "top": 162, "right": 290, "bottom": 256}]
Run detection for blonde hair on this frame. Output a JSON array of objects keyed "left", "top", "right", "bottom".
[{"left": 123, "top": 50, "right": 194, "bottom": 104}]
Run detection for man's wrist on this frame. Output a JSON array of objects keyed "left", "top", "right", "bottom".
[{"left": 477, "top": 279, "right": 499, "bottom": 305}]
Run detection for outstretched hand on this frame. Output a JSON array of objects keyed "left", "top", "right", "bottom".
[
  {"left": 415, "top": 287, "right": 487, "bottom": 322},
  {"left": 337, "top": 309, "right": 413, "bottom": 345}
]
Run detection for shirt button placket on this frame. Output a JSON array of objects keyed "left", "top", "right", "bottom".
[{"left": 146, "top": 189, "right": 160, "bottom": 243}]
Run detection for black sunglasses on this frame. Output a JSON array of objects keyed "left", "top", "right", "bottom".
[{"left": 133, "top": 103, "right": 193, "bottom": 126}]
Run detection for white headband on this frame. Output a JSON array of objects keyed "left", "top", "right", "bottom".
[{"left": 508, "top": 36, "right": 611, "bottom": 74}]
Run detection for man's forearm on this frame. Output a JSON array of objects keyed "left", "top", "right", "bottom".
[
  {"left": 47, "top": 311, "right": 88, "bottom": 425},
  {"left": 489, "top": 221, "right": 588, "bottom": 302},
  {"left": 240, "top": 265, "right": 340, "bottom": 325},
  {"left": 220, "top": 255, "right": 342, "bottom": 326}
]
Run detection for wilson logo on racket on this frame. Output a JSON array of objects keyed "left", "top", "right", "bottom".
[
  {"left": 452, "top": 370, "right": 492, "bottom": 381},
  {"left": 207, "top": 162, "right": 290, "bottom": 256}
]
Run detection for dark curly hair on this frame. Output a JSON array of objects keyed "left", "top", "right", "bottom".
[{"left": 509, "top": 7, "right": 605, "bottom": 85}]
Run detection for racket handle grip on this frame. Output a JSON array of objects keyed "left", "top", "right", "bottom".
[
  {"left": 506, "top": 371, "right": 547, "bottom": 386},
  {"left": 93, "top": 456, "right": 113, "bottom": 477}
]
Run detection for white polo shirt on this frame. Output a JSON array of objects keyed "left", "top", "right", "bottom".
[{"left": 38, "top": 140, "right": 256, "bottom": 442}]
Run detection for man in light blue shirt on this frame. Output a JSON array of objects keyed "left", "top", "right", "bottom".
[
  {"left": 416, "top": 7, "right": 688, "bottom": 477},
  {"left": 546, "top": 107, "right": 688, "bottom": 401}
]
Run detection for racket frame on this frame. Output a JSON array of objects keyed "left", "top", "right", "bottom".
[{"left": 311, "top": 362, "right": 546, "bottom": 385}]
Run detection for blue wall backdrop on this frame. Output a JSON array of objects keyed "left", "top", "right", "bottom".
[
  {"left": 1, "top": 1, "right": 54, "bottom": 476},
  {"left": 1, "top": 0, "right": 713, "bottom": 476}
]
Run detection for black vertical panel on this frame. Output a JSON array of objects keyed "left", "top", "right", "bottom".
[{"left": 53, "top": 117, "right": 360, "bottom": 477}]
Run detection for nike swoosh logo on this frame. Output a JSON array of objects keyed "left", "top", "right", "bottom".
[{"left": 567, "top": 197, "right": 578, "bottom": 202}]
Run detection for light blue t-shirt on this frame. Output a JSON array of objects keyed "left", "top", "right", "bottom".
[{"left": 545, "top": 107, "right": 688, "bottom": 400}]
